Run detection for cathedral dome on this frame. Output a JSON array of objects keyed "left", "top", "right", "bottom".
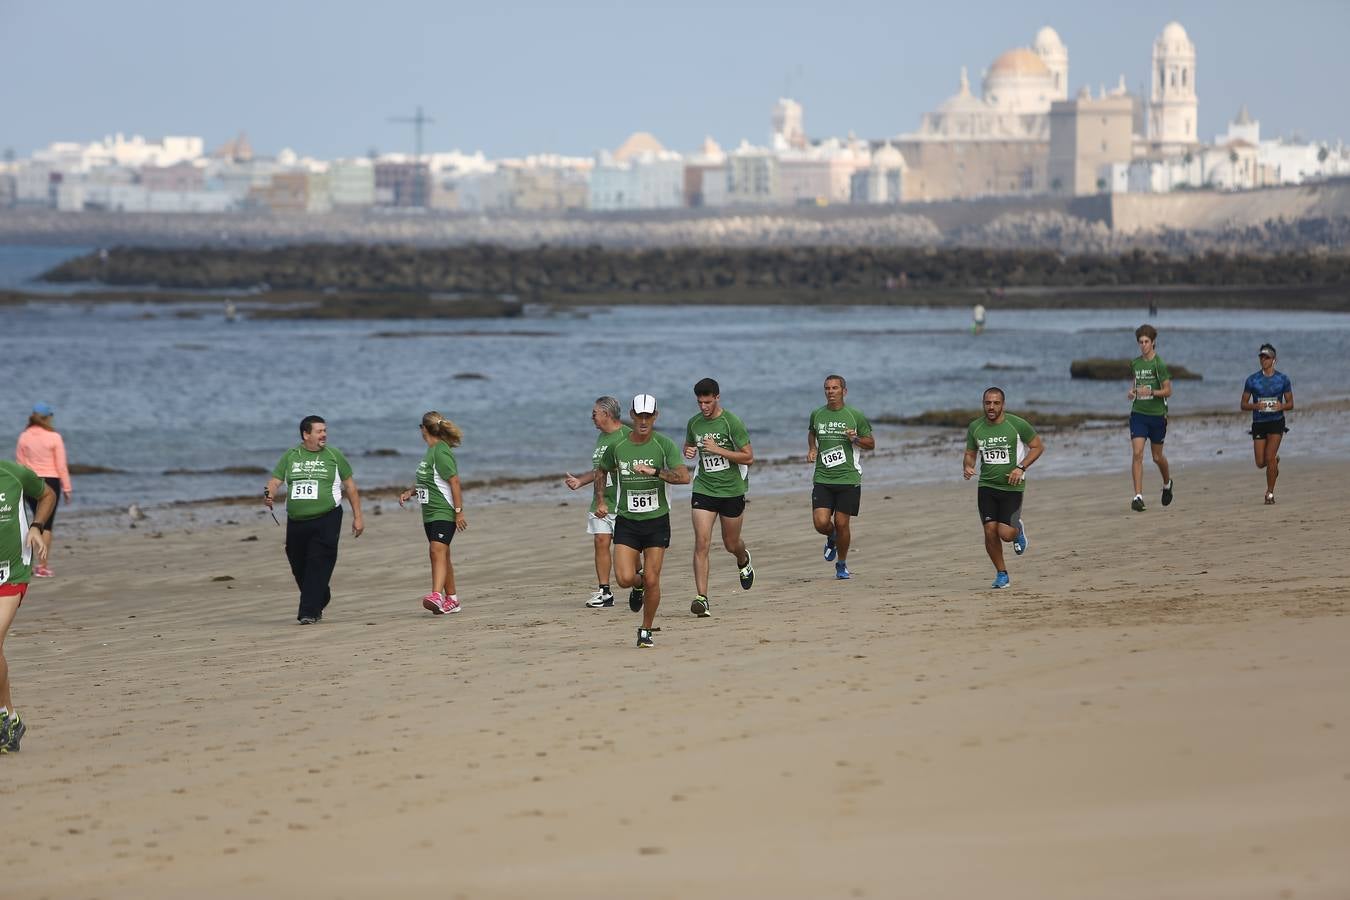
[
  {"left": 988, "top": 48, "right": 1050, "bottom": 77},
  {"left": 1032, "top": 26, "right": 1065, "bottom": 54},
  {"left": 613, "top": 132, "right": 665, "bottom": 162}
]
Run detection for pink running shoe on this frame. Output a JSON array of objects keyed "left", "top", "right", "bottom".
[
  {"left": 33, "top": 565, "right": 54, "bottom": 578},
  {"left": 440, "top": 595, "right": 462, "bottom": 614},
  {"left": 422, "top": 592, "right": 445, "bottom": 614}
]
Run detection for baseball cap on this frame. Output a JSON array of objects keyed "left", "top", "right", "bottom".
[
  {"left": 32, "top": 402, "right": 54, "bottom": 416},
  {"left": 1259, "top": 343, "right": 1276, "bottom": 358},
  {"left": 632, "top": 393, "right": 658, "bottom": 415}
]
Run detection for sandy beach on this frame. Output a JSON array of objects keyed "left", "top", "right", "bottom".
[{"left": 3, "top": 457, "right": 1347, "bottom": 899}]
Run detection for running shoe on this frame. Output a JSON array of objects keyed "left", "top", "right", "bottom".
[
  {"left": 1131, "top": 495, "right": 1146, "bottom": 512},
  {"left": 422, "top": 591, "right": 446, "bottom": 614},
  {"left": 585, "top": 589, "right": 615, "bottom": 609},
  {"left": 1264, "top": 491, "right": 1276, "bottom": 505},
  {"left": 32, "top": 565, "right": 54, "bottom": 578},
  {"left": 823, "top": 530, "right": 837, "bottom": 562},
  {"left": 835, "top": 561, "right": 851, "bottom": 580},
  {"left": 0, "top": 712, "right": 9, "bottom": 748},
  {"left": 0, "top": 714, "right": 24, "bottom": 753},
  {"left": 636, "top": 628, "right": 654, "bottom": 648},
  {"left": 298, "top": 616, "right": 318, "bottom": 625},
  {"left": 738, "top": 551, "right": 755, "bottom": 590},
  {"left": 691, "top": 594, "right": 710, "bottom": 617},
  {"left": 1013, "top": 520, "right": 1027, "bottom": 555},
  {"left": 1161, "top": 480, "right": 1174, "bottom": 507},
  {"left": 441, "top": 596, "right": 462, "bottom": 614},
  {"left": 991, "top": 571, "right": 1010, "bottom": 589}
]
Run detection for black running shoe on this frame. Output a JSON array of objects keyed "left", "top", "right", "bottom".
[
  {"left": 1131, "top": 495, "right": 1146, "bottom": 512},
  {"left": 691, "top": 594, "right": 710, "bottom": 617},
  {"left": 628, "top": 586, "right": 644, "bottom": 612},
  {"left": 1161, "top": 480, "right": 1174, "bottom": 507},
  {"left": 738, "top": 551, "right": 755, "bottom": 590},
  {"left": 636, "top": 628, "right": 654, "bottom": 648},
  {"left": 0, "top": 714, "right": 26, "bottom": 753}
]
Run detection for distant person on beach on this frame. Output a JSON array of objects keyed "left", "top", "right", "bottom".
[
  {"left": 1241, "top": 343, "right": 1293, "bottom": 504},
  {"left": 14, "top": 403, "right": 72, "bottom": 578},
  {"left": 0, "top": 459, "right": 56, "bottom": 754},
  {"left": 682, "top": 378, "right": 755, "bottom": 618},
  {"left": 263, "top": 416, "right": 365, "bottom": 625},
  {"left": 593, "top": 394, "right": 689, "bottom": 648},
  {"left": 1128, "top": 324, "right": 1174, "bottom": 512},
  {"left": 963, "top": 388, "right": 1043, "bottom": 589},
  {"left": 972, "top": 303, "right": 987, "bottom": 335},
  {"left": 807, "top": 374, "right": 874, "bottom": 580},
  {"left": 400, "top": 412, "right": 467, "bottom": 615},
  {"left": 564, "top": 397, "right": 629, "bottom": 609}
]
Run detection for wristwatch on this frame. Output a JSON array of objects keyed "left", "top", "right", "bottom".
[{"left": 453, "top": 507, "right": 463, "bottom": 513}]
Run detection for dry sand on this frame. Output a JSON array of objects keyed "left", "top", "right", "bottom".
[{"left": 3, "top": 459, "right": 1347, "bottom": 899}]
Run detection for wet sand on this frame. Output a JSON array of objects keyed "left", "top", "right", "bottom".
[{"left": 3, "top": 459, "right": 1347, "bottom": 898}]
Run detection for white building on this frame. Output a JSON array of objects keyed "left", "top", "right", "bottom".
[
  {"left": 850, "top": 142, "right": 906, "bottom": 204},
  {"left": 1147, "top": 22, "right": 1198, "bottom": 152},
  {"left": 771, "top": 98, "right": 806, "bottom": 149},
  {"left": 777, "top": 135, "right": 872, "bottom": 205},
  {"left": 33, "top": 134, "right": 204, "bottom": 173},
  {"left": 725, "top": 141, "right": 778, "bottom": 206},
  {"left": 589, "top": 133, "right": 686, "bottom": 211},
  {"left": 328, "top": 158, "right": 376, "bottom": 207}
]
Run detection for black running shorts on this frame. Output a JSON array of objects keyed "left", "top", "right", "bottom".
[
  {"left": 978, "top": 486, "right": 1023, "bottom": 526},
  {"left": 812, "top": 482, "right": 861, "bottom": 517},
  {"left": 424, "top": 520, "right": 457, "bottom": 545},
  {"left": 691, "top": 492, "right": 746, "bottom": 518},
  {"left": 614, "top": 514, "right": 671, "bottom": 551},
  {"left": 1250, "top": 418, "right": 1289, "bottom": 440}
]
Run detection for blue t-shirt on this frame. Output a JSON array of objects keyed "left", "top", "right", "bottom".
[{"left": 1243, "top": 370, "right": 1292, "bottom": 422}]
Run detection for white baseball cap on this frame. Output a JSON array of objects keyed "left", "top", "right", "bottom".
[{"left": 632, "top": 393, "right": 658, "bottom": 415}]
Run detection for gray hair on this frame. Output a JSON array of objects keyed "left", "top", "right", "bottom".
[{"left": 594, "top": 396, "right": 621, "bottom": 421}]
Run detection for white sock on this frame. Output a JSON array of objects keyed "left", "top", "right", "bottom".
[
  {"left": 0, "top": 707, "right": 8, "bottom": 719},
  {"left": 447, "top": 594, "right": 458, "bottom": 602}
]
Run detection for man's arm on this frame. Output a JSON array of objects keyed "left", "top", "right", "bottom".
[
  {"left": 962, "top": 449, "right": 978, "bottom": 480},
  {"left": 1007, "top": 435, "right": 1045, "bottom": 486},
  {"left": 1153, "top": 378, "right": 1173, "bottom": 399},
  {"left": 565, "top": 470, "right": 598, "bottom": 490},
  {"left": 342, "top": 477, "right": 365, "bottom": 537},
  {"left": 263, "top": 476, "right": 284, "bottom": 509}
]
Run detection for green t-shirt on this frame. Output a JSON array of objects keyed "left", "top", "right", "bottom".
[
  {"left": 597, "top": 432, "right": 685, "bottom": 521},
  {"left": 589, "top": 424, "right": 631, "bottom": 514},
  {"left": 0, "top": 460, "right": 47, "bottom": 588},
  {"left": 415, "top": 441, "right": 459, "bottom": 523},
  {"left": 271, "top": 445, "right": 353, "bottom": 521},
  {"left": 809, "top": 404, "right": 872, "bottom": 486},
  {"left": 965, "top": 414, "right": 1038, "bottom": 494},
  {"left": 1131, "top": 354, "right": 1171, "bottom": 416},
  {"left": 685, "top": 409, "right": 750, "bottom": 498}
]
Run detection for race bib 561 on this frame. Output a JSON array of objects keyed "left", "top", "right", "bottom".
[{"left": 627, "top": 489, "right": 659, "bottom": 513}]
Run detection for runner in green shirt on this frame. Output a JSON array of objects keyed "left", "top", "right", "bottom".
[
  {"left": 682, "top": 377, "right": 755, "bottom": 618},
  {"left": 963, "top": 387, "right": 1045, "bottom": 589},
  {"left": 400, "top": 411, "right": 467, "bottom": 616},
  {"left": 264, "top": 416, "right": 365, "bottom": 625},
  {"left": 564, "top": 396, "right": 630, "bottom": 609},
  {"left": 594, "top": 393, "right": 690, "bottom": 648},
  {"left": 807, "top": 374, "right": 874, "bottom": 580},
  {"left": 0, "top": 460, "right": 57, "bottom": 754},
  {"left": 1127, "top": 324, "right": 1174, "bottom": 511}
]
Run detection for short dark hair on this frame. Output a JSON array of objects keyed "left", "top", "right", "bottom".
[
  {"left": 693, "top": 377, "right": 720, "bottom": 397},
  {"left": 824, "top": 374, "right": 846, "bottom": 389},
  {"left": 983, "top": 386, "right": 1005, "bottom": 402},
  {"left": 299, "top": 415, "right": 326, "bottom": 437},
  {"left": 1259, "top": 343, "right": 1277, "bottom": 358},
  {"left": 1135, "top": 324, "right": 1158, "bottom": 342}
]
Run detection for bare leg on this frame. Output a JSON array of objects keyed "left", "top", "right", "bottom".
[
  {"left": 1253, "top": 436, "right": 1269, "bottom": 469},
  {"left": 614, "top": 545, "right": 641, "bottom": 589},
  {"left": 719, "top": 513, "right": 748, "bottom": 568},
  {"left": 1131, "top": 436, "right": 1147, "bottom": 495},
  {"left": 593, "top": 534, "right": 613, "bottom": 587},
  {"left": 690, "top": 508, "right": 717, "bottom": 596},
  {"left": 983, "top": 522, "right": 1015, "bottom": 573},
  {"left": 812, "top": 507, "right": 834, "bottom": 535},
  {"left": 0, "top": 595, "right": 21, "bottom": 711},
  {"left": 428, "top": 542, "right": 454, "bottom": 596},
  {"left": 640, "top": 547, "right": 666, "bottom": 631},
  {"left": 833, "top": 511, "right": 852, "bottom": 563},
  {"left": 1151, "top": 442, "right": 1171, "bottom": 486},
  {"left": 1264, "top": 433, "right": 1283, "bottom": 495}
]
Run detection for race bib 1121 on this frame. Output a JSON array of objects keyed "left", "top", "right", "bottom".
[{"left": 702, "top": 453, "right": 729, "bottom": 473}]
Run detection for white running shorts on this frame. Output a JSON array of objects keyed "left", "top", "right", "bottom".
[{"left": 587, "top": 512, "right": 617, "bottom": 535}]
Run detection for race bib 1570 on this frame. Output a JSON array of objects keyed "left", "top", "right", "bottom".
[{"left": 982, "top": 447, "right": 1010, "bottom": 465}]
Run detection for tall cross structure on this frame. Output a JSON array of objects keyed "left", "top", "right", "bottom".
[{"left": 388, "top": 105, "right": 435, "bottom": 161}]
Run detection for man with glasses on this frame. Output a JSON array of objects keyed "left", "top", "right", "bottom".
[
  {"left": 264, "top": 416, "right": 365, "bottom": 624},
  {"left": 564, "top": 396, "right": 630, "bottom": 608}
]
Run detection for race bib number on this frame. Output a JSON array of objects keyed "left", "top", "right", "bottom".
[
  {"left": 982, "top": 447, "right": 1010, "bottom": 465},
  {"left": 1134, "top": 383, "right": 1154, "bottom": 399},
  {"left": 1258, "top": 397, "right": 1281, "bottom": 413},
  {"left": 416, "top": 487, "right": 429, "bottom": 505},
  {"left": 290, "top": 480, "right": 320, "bottom": 501},
  {"left": 0, "top": 560, "right": 8, "bottom": 585},
  {"left": 627, "top": 489, "right": 659, "bottom": 513},
  {"left": 702, "top": 453, "right": 729, "bottom": 473},
  {"left": 820, "top": 446, "right": 848, "bottom": 468}
]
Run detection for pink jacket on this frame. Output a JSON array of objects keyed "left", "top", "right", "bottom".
[{"left": 16, "top": 425, "right": 72, "bottom": 493}]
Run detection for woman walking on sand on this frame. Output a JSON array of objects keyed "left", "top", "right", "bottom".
[
  {"left": 14, "top": 403, "right": 72, "bottom": 578},
  {"left": 400, "top": 412, "right": 468, "bottom": 615}
]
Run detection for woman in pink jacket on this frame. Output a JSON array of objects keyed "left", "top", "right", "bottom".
[{"left": 14, "top": 403, "right": 72, "bottom": 578}]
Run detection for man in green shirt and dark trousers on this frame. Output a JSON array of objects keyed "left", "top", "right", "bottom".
[
  {"left": 963, "top": 387, "right": 1044, "bottom": 589},
  {"left": 264, "top": 416, "right": 365, "bottom": 625}
]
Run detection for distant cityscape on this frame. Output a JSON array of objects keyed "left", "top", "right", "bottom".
[{"left": 4, "top": 21, "right": 1347, "bottom": 218}]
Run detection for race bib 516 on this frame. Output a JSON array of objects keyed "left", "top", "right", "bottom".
[{"left": 290, "top": 480, "right": 320, "bottom": 501}]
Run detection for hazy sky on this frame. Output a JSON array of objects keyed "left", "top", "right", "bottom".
[{"left": 5, "top": 0, "right": 1347, "bottom": 160}]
